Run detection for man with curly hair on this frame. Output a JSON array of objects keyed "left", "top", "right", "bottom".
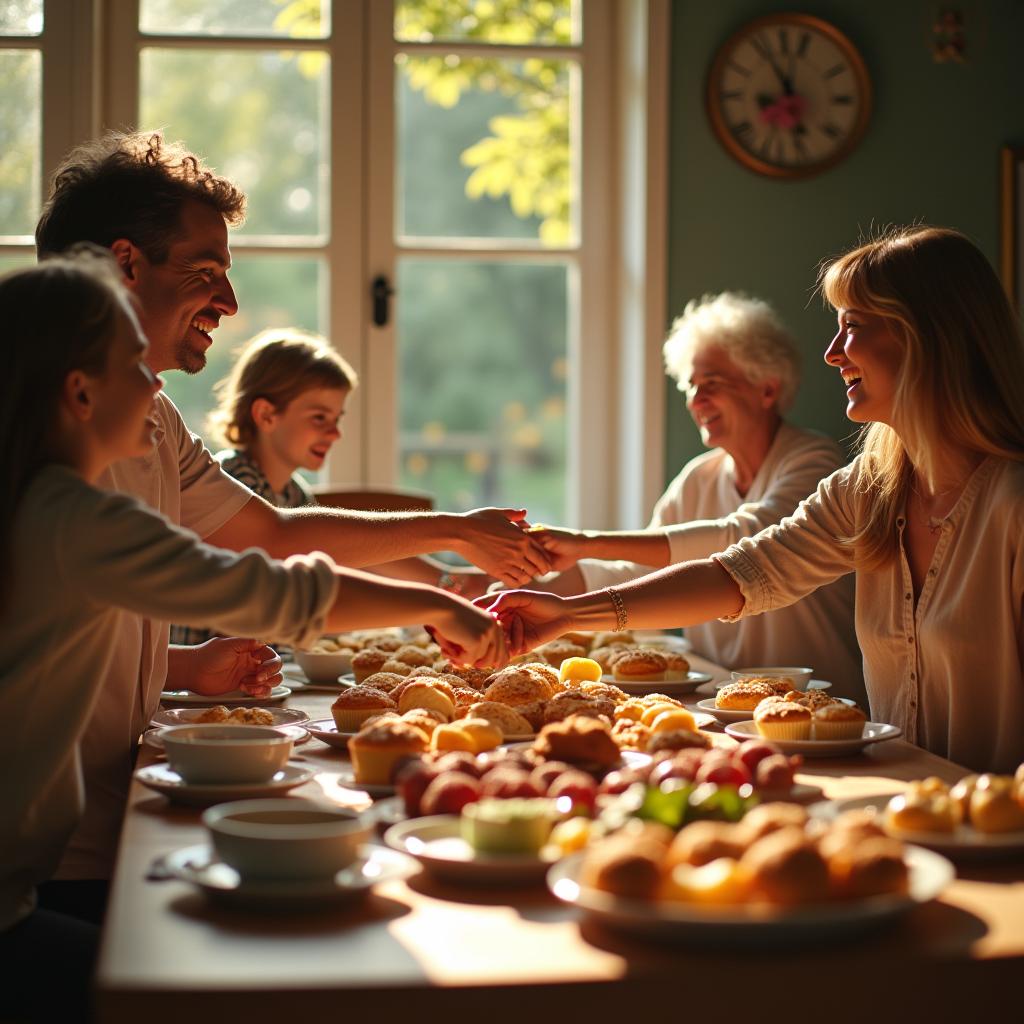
[{"left": 33, "top": 131, "right": 549, "bottom": 914}]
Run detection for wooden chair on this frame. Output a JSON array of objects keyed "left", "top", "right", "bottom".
[{"left": 311, "top": 487, "right": 435, "bottom": 513}]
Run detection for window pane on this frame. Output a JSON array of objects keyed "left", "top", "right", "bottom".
[
  {"left": 160, "top": 256, "right": 324, "bottom": 448},
  {"left": 140, "top": 0, "right": 327, "bottom": 38},
  {"left": 0, "top": 49, "right": 40, "bottom": 235},
  {"left": 397, "top": 259, "right": 568, "bottom": 524},
  {"left": 0, "top": 252, "right": 34, "bottom": 275},
  {"left": 395, "top": 1, "right": 578, "bottom": 45},
  {"left": 0, "top": 0, "right": 42, "bottom": 34},
  {"left": 140, "top": 47, "right": 328, "bottom": 237},
  {"left": 396, "top": 55, "right": 577, "bottom": 245}
]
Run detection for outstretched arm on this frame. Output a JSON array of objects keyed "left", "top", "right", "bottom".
[
  {"left": 205, "top": 497, "right": 550, "bottom": 587},
  {"left": 485, "top": 557, "right": 744, "bottom": 654}
]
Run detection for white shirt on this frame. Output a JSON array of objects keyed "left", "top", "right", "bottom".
[
  {"left": 717, "top": 455, "right": 1024, "bottom": 772},
  {"left": 579, "top": 423, "right": 864, "bottom": 701},
  {"left": 0, "top": 464, "right": 338, "bottom": 927}
]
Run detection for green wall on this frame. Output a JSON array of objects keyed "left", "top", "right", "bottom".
[{"left": 664, "top": 0, "right": 1024, "bottom": 481}]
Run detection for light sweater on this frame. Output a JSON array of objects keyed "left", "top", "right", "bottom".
[
  {"left": 55, "top": 393, "right": 257, "bottom": 880},
  {"left": 717, "top": 455, "right": 1024, "bottom": 772},
  {"left": 0, "top": 464, "right": 339, "bottom": 929},
  {"left": 579, "top": 423, "right": 864, "bottom": 701}
]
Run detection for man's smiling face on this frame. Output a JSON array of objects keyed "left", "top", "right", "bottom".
[{"left": 124, "top": 198, "right": 238, "bottom": 375}]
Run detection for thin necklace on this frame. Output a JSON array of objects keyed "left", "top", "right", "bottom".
[{"left": 910, "top": 481, "right": 959, "bottom": 535}]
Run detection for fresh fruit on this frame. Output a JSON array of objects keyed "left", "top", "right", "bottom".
[
  {"left": 695, "top": 759, "right": 752, "bottom": 789},
  {"left": 734, "top": 740, "right": 780, "bottom": 777},
  {"left": 598, "top": 766, "right": 650, "bottom": 795},
  {"left": 480, "top": 769, "right": 543, "bottom": 800},
  {"left": 433, "top": 750, "right": 486, "bottom": 778},
  {"left": 650, "top": 754, "right": 701, "bottom": 788},
  {"left": 420, "top": 771, "right": 481, "bottom": 815},
  {"left": 529, "top": 761, "right": 575, "bottom": 794},
  {"left": 754, "top": 754, "right": 796, "bottom": 791},
  {"left": 395, "top": 759, "right": 438, "bottom": 817},
  {"left": 548, "top": 770, "right": 598, "bottom": 813}
]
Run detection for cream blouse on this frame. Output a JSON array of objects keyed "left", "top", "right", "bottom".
[{"left": 716, "top": 455, "right": 1024, "bottom": 772}]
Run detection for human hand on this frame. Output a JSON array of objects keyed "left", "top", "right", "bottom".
[
  {"left": 478, "top": 590, "right": 575, "bottom": 656},
  {"left": 185, "top": 638, "right": 283, "bottom": 698},
  {"left": 426, "top": 596, "right": 508, "bottom": 669},
  {"left": 456, "top": 508, "right": 551, "bottom": 587},
  {"left": 526, "top": 525, "right": 588, "bottom": 572}
]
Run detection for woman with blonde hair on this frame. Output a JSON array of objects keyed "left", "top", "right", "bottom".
[{"left": 489, "top": 226, "right": 1024, "bottom": 772}]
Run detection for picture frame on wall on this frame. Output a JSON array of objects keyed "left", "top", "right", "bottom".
[{"left": 1000, "top": 145, "right": 1024, "bottom": 311}]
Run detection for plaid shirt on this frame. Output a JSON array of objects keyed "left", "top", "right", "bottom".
[{"left": 169, "top": 450, "right": 315, "bottom": 647}]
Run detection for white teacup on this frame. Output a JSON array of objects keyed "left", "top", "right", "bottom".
[
  {"left": 162, "top": 725, "right": 292, "bottom": 785},
  {"left": 730, "top": 666, "right": 814, "bottom": 692},
  {"left": 203, "top": 798, "right": 372, "bottom": 880}
]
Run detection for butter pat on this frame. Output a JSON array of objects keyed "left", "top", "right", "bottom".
[{"left": 461, "top": 798, "right": 556, "bottom": 854}]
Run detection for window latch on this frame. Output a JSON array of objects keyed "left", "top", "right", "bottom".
[{"left": 371, "top": 275, "right": 395, "bottom": 327}]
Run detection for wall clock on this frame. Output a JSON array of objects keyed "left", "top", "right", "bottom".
[{"left": 706, "top": 13, "right": 872, "bottom": 179}]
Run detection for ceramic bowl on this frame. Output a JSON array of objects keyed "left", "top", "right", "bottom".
[
  {"left": 161, "top": 725, "right": 293, "bottom": 785},
  {"left": 294, "top": 648, "right": 353, "bottom": 682},
  {"left": 202, "top": 798, "right": 373, "bottom": 880},
  {"left": 730, "top": 666, "right": 814, "bottom": 692}
]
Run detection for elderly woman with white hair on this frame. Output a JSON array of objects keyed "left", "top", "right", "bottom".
[{"left": 529, "top": 292, "right": 864, "bottom": 702}]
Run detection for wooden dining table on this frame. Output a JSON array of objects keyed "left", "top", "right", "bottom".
[{"left": 95, "top": 652, "right": 1023, "bottom": 1023}]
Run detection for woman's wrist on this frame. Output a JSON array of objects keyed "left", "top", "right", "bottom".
[{"left": 563, "top": 589, "right": 619, "bottom": 631}]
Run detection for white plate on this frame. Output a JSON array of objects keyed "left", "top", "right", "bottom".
[
  {"left": 602, "top": 671, "right": 713, "bottom": 695},
  {"left": 160, "top": 843, "right": 417, "bottom": 909},
  {"left": 142, "top": 724, "right": 310, "bottom": 751},
  {"left": 547, "top": 845, "right": 953, "bottom": 944},
  {"left": 304, "top": 718, "right": 355, "bottom": 749},
  {"left": 724, "top": 719, "right": 902, "bottom": 757},
  {"left": 150, "top": 706, "right": 308, "bottom": 728},
  {"left": 134, "top": 762, "right": 315, "bottom": 806},
  {"left": 825, "top": 795, "right": 1024, "bottom": 860},
  {"left": 692, "top": 695, "right": 855, "bottom": 724},
  {"left": 283, "top": 664, "right": 357, "bottom": 691},
  {"left": 695, "top": 678, "right": 834, "bottom": 697},
  {"left": 333, "top": 766, "right": 395, "bottom": 798},
  {"left": 158, "top": 684, "right": 291, "bottom": 706},
  {"left": 384, "top": 815, "right": 559, "bottom": 885}
]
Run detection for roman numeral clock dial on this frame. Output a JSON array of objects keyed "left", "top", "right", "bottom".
[{"left": 707, "top": 14, "right": 872, "bottom": 178}]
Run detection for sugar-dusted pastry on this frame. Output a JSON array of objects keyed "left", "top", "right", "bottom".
[
  {"left": 578, "top": 680, "right": 628, "bottom": 704},
  {"left": 331, "top": 685, "right": 397, "bottom": 732},
  {"left": 351, "top": 647, "right": 390, "bottom": 683},
  {"left": 754, "top": 698, "right": 812, "bottom": 741},
  {"left": 542, "top": 690, "right": 616, "bottom": 725},
  {"left": 464, "top": 701, "right": 533, "bottom": 737},
  {"left": 645, "top": 728, "right": 711, "bottom": 755},
  {"left": 588, "top": 644, "right": 631, "bottom": 674},
  {"left": 348, "top": 720, "right": 427, "bottom": 785},
  {"left": 379, "top": 658, "right": 415, "bottom": 677},
  {"left": 784, "top": 689, "right": 836, "bottom": 710},
  {"left": 662, "top": 651, "right": 691, "bottom": 682},
  {"left": 610, "top": 718, "right": 652, "bottom": 752},
  {"left": 483, "top": 666, "right": 554, "bottom": 706},
  {"left": 812, "top": 703, "right": 866, "bottom": 740},
  {"left": 397, "top": 680, "right": 456, "bottom": 721},
  {"left": 535, "top": 639, "right": 588, "bottom": 667},
  {"left": 359, "top": 671, "right": 407, "bottom": 694},
  {"left": 225, "top": 707, "right": 275, "bottom": 725},
  {"left": 613, "top": 649, "right": 668, "bottom": 684},
  {"left": 715, "top": 680, "right": 777, "bottom": 710},
  {"left": 394, "top": 644, "right": 436, "bottom": 668},
  {"left": 194, "top": 705, "right": 230, "bottom": 723},
  {"left": 591, "top": 630, "right": 635, "bottom": 650}
]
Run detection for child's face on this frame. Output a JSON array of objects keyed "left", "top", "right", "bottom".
[{"left": 262, "top": 386, "right": 349, "bottom": 473}]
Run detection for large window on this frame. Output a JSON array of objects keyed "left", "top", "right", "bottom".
[{"left": 1, "top": 0, "right": 668, "bottom": 529}]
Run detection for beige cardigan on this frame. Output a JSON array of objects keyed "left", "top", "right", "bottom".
[{"left": 718, "top": 455, "right": 1024, "bottom": 772}]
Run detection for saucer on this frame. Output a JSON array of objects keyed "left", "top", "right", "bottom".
[
  {"left": 384, "top": 815, "right": 559, "bottom": 885},
  {"left": 160, "top": 843, "right": 417, "bottom": 909},
  {"left": 602, "top": 671, "right": 713, "bottom": 696},
  {"left": 134, "top": 762, "right": 315, "bottom": 806},
  {"left": 151, "top": 706, "right": 308, "bottom": 728},
  {"left": 333, "top": 766, "right": 395, "bottom": 798},
  {"left": 304, "top": 718, "right": 354, "bottom": 749},
  {"left": 724, "top": 720, "right": 902, "bottom": 758},
  {"left": 158, "top": 685, "right": 291, "bottom": 706},
  {"left": 695, "top": 679, "right": 833, "bottom": 697}
]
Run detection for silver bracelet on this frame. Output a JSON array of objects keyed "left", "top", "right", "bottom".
[{"left": 606, "top": 587, "right": 628, "bottom": 631}]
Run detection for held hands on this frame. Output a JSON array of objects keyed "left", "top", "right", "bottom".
[
  {"left": 426, "top": 595, "right": 509, "bottom": 669},
  {"left": 186, "top": 638, "right": 283, "bottom": 698},
  {"left": 524, "top": 524, "right": 588, "bottom": 572},
  {"left": 476, "top": 590, "right": 575, "bottom": 657},
  {"left": 457, "top": 508, "right": 552, "bottom": 587}
]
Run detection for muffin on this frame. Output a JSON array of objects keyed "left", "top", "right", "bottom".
[
  {"left": 662, "top": 651, "right": 691, "bottom": 682},
  {"left": 351, "top": 648, "right": 390, "bottom": 683},
  {"left": 613, "top": 649, "right": 668, "bottom": 684},
  {"left": 379, "top": 658, "right": 416, "bottom": 677},
  {"left": 588, "top": 644, "right": 631, "bottom": 674},
  {"left": 542, "top": 690, "right": 616, "bottom": 725},
  {"left": 394, "top": 644, "right": 436, "bottom": 668},
  {"left": 754, "top": 699, "right": 812, "bottom": 740},
  {"left": 397, "top": 681, "right": 456, "bottom": 721},
  {"left": 812, "top": 702, "right": 867, "bottom": 740},
  {"left": 464, "top": 701, "right": 533, "bottom": 737},
  {"left": 591, "top": 630, "right": 635, "bottom": 650},
  {"left": 532, "top": 717, "right": 621, "bottom": 769},
  {"left": 610, "top": 719, "right": 653, "bottom": 751},
  {"left": 360, "top": 671, "right": 407, "bottom": 694},
  {"left": 331, "top": 685, "right": 397, "bottom": 732},
  {"left": 536, "top": 640, "right": 588, "bottom": 667},
  {"left": 715, "top": 680, "right": 777, "bottom": 711},
  {"left": 348, "top": 720, "right": 427, "bottom": 785},
  {"left": 784, "top": 689, "right": 837, "bottom": 710},
  {"left": 483, "top": 667, "right": 554, "bottom": 706}
]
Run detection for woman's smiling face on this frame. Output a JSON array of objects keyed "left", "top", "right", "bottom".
[{"left": 824, "top": 307, "right": 905, "bottom": 426}]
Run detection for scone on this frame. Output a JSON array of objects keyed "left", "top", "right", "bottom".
[
  {"left": 754, "top": 698, "right": 812, "bottom": 740},
  {"left": 483, "top": 666, "right": 553, "bottom": 706},
  {"left": 715, "top": 680, "right": 777, "bottom": 711},
  {"left": 331, "top": 685, "right": 397, "bottom": 732},
  {"left": 347, "top": 720, "right": 427, "bottom": 785},
  {"left": 662, "top": 651, "right": 691, "bottom": 682},
  {"left": 613, "top": 649, "right": 668, "bottom": 684}
]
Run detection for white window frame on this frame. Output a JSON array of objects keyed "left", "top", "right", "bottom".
[{"left": 13, "top": 0, "right": 669, "bottom": 529}]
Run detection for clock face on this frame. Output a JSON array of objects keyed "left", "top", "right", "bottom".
[{"left": 707, "top": 14, "right": 872, "bottom": 178}]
